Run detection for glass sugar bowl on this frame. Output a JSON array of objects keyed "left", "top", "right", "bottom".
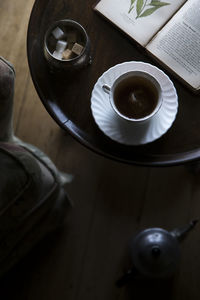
[{"left": 44, "top": 19, "right": 91, "bottom": 71}]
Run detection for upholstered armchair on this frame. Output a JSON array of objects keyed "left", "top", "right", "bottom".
[{"left": 0, "top": 57, "right": 72, "bottom": 277}]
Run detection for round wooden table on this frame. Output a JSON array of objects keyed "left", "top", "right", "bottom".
[{"left": 27, "top": 0, "right": 200, "bottom": 167}]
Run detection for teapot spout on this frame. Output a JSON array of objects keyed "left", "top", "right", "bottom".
[{"left": 170, "top": 219, "right": 199, "bottom": 241}]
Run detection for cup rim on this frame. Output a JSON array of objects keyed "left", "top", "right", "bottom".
[
  {"left": 110, "top": 71, "right": 163, "bottom": 122},
  {"left": 44, "top": 19, "right": 88, "bottom": 62}
]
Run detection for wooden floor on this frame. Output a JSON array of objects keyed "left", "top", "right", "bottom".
[{"left": 0, "top": 1, "right": 200, "bottom": 299}]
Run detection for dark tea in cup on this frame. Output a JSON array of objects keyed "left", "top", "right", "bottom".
[
  {"left": 102, "top": 71, "right": 162, "bottom": 123},
  {"left": 114, "top": 75, "right": 159, "bottom": 119}
]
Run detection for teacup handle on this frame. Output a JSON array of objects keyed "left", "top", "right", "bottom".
[{"left": 102, "top": 84, "right": 111, "bottom": 94}]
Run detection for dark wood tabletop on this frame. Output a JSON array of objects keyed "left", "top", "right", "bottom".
[{"left": 27, "top": 0, "right": 200, "bottom": 167}]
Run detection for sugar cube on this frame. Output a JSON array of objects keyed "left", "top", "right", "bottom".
[
  {"left": 53, "top": 50, "right": 62, "bottom": 60},
  {"left": 52, "top": 27, "right": 65, "bottom": 40},
  {"left": 71, "top": 43, "right": 84, "bottom": 56},
  {"left": 56, "top": 40, "right": 68, "bottom": 53},
  {"left": 62, "top": 49, "right": 73, "bottom": 60}
]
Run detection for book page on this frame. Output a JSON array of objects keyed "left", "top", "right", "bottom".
[
  {"left": 147, "top": 0, "right": 200, "bottom": 90},
  {"left": 94, "top": 0, "right": 186, "bottom": 46}
]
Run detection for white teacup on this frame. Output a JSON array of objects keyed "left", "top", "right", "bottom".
[{"left": 102, "top": 71, "right": 163, "bottom": 123}]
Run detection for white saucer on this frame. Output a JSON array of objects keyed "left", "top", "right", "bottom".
[{"left": 91, "top": 61, "right": 178, "bottom": 145}]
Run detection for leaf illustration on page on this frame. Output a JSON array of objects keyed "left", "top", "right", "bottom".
[
  {"left": 128, "top": 0, "right": 170, "bottom": 18},
  {"left": 128, "top": 0, "right": 136, "bottom": 13},
  {"left": 138, "top": 6, "right": 161, "bottom": 17},
  {"left": 150, "top": 1, "right": 170, "bottom": 7},
  {"left": 136, "top": 0, "right": 144, "bottom": 16}
]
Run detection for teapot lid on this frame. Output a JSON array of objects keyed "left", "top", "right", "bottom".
[{"left": 130, "top": 228, "right": 180, "bottom": 278}]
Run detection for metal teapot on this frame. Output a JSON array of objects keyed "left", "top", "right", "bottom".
[{"left": 117, "top": 220, "right": 198, "bottom": 286}]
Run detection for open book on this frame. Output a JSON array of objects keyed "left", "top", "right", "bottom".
[{"left": 94, "top": 0, "right": 200, "bottom": 92}]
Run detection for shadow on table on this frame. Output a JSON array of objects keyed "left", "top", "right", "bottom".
[{"left": 124, "top": 277, "right": 176, "bottom": 299}]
